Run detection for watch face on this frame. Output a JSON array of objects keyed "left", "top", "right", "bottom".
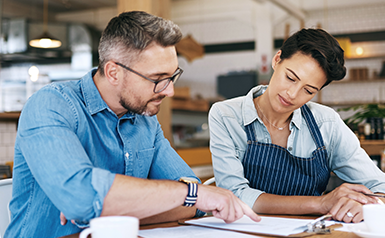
[{"left": 179, "top": 177, "right": 199, "bottom": 183}]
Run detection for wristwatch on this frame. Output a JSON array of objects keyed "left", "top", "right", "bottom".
[{"left": 179, "top": 177, "right": 199, "bottom": 207}]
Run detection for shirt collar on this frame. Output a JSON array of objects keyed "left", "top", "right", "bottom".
[
  {"left": 242, "top": 85, "right": 302, "bottom": 130},
  {"left": 81, "top": 68, "right": 136, "bottom": 121},
  {"left": 242, "top": 85, "right": 266, "bottom": 126}
]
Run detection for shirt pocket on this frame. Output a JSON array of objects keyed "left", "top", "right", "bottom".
[{"left": 133, "top": 147, "right": 155, "bottom": 179}]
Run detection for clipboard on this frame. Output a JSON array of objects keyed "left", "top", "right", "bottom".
[{"left": 178, "top": 215, "right": 343, "bottom": 237}]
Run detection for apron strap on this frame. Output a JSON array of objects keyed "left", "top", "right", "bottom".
[
  {"left": 300, "top": 104, "right": 326, "bottom": 149},
  {"left": 245, "top": 123, "right": 257, "bottom": 142}
]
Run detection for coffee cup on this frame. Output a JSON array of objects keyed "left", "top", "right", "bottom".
[
  {"left": 363, "top": 204, "right": 385, "bottom": 233},
  {"left": 79, "top": 216, "right": 139, "bottom": 238}
]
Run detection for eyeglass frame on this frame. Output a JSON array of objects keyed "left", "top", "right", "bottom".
[{"left": 114, "top": 62, "right": 183, "bottom": 93}]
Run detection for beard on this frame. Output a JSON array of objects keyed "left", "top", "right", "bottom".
[{"left": 119, "top": 95, "right": 165, "bottom": 116}]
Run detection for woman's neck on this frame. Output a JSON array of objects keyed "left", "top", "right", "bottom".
[{"left": 254, "top": 94, "right": 292, "bottom": 131}]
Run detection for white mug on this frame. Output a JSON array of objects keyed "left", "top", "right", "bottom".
[
  {"left": 79, "top": 216, "right": 139, "bottom": 238},
  {"left": 363, "top": 204, "right": 385, "bottom": 233}
]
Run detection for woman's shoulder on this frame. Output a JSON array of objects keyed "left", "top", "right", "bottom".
[
  {"left": 305, "top": 101, "right": 340, "bottom": 122},
  {"left": 210, "top": 96, "right": 245, "bottom": 117}
]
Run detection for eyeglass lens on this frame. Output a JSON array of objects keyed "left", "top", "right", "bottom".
[{"left": 154, "top": 69, "right": 182, "bottom": 93}]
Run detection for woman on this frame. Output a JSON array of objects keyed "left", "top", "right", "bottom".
[{"left": 209, "top": 28, "right": 385, "bottom": 223}]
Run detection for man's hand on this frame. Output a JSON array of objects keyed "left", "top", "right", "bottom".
[
  {"left": 196, "top": 184, "right": 261, "bottom": 223},
  {"left": 60, "top": 212, "right": 75, "bottom": 226},
  {"left": 319, "top": 183, "right": 379, "bottom": 223}
]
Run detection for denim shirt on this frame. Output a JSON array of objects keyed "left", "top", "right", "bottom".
[
  {"left": 209, "top": 85, "right": 385, "bottom": 209},
  {"left": 5, "top": 69, "right": 199, "bottom": 238}
]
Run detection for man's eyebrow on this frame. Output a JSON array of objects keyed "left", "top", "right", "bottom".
[
  {"left": 286, "top": 67, "right": 320, "bottom": 91},
  {"left": 147, "top": 67, "right": 179, "bottom": 79}
]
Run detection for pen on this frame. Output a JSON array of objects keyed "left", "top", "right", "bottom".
[
  {"left": 362, "top": 193, "right": 385, "bottom": 198},
  {"left": 306, "top": 214, "right": 332, "bottom": 233}
]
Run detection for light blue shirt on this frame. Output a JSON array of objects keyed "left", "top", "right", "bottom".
[
  {"left": 209, "top": 85, "right": 385, "bottom": 209},
  {"left": 6, "top": 69, "right": 199, "bottom": 238}
]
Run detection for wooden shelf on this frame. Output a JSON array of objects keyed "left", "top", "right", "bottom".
[
  {"left": 335, "top": 78, "right": 385, "bottom": 84},
  {"left": 323, "top": 101, "right": 385, "bottom": 107},
  {"left": 176, "top": 147, "right": 212, "bottom": 166},
  {"left": 345, "top": 55, "right": 385, "bottom": 60},
  {"left": 0, "top": 112, "right": 20, "bottom": 121},
  {"left": 360, "top": 140, "right": 385, "bottom": 155},
  {"left": 171, "top": 98, "right": 209, "bottom": 112}
]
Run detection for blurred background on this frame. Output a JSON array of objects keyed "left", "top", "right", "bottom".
[{"left": 1, "top": 0, "right": 385, "bottom": 184}]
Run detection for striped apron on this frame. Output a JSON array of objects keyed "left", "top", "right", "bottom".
[{"left": 242, "top": 104, "right": 330, "bottom": 196}]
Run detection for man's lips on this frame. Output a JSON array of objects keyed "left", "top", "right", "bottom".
[
  {"left": 149, "top": 96, "right": 165, "bottom": 105},
  {"left": 279, "top": 95, "right": 293, "bottom": 106}
]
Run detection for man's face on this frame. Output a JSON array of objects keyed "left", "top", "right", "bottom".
[{"left": 118, "top": 44, "right": 179, "bottom": 116}]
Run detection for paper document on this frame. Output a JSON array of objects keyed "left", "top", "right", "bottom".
[
  {"left": 139, "top": 226, "right": 263, "bottom": 238},
  {"left": 185, "top": 215, "right": 335, "bottom": 236}
]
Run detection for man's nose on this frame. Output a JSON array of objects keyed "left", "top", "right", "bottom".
[{"left": 160, "top": 81, "right": 175, "bottom": 97}]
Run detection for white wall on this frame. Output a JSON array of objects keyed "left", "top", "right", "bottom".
[
  {"left": 171, "top": 0, "right": 385, "bottom": 101},
  {"left": 172, "top": 0, "right": 262, "bottom": 99},
  {"left": 0, "top": 122, "right": 17, "bottom": 165}
]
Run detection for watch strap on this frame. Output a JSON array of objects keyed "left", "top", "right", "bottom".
[{"left": 183, "top": 182, "right": 198, "bottom": 207}]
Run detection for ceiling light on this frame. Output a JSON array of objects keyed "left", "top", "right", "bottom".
[
  {"left": 29, "top": 0, "right": 61, "bottom": 49},
  {"left": 355, "top": 46, "right": 364, "bottom": 56}
]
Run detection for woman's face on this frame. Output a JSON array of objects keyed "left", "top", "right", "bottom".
[{"left": 267, "top": 51, "right": 327, "bottom": 114}]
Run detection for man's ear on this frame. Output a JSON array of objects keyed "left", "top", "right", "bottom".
[
  {"left": 271, "top": 50, "right": 282, "bottom": 70},
  {"left": 104, "top": 61, "right": 119, "bottom": 86}
]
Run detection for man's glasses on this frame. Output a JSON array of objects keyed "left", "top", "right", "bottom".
[{"left": 115, "top": 62, "right": 183, "bottom": 93}]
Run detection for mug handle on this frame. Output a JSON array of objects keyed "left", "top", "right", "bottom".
[{"left": 79, "top": 227, "right": 93, "bottom": 238}]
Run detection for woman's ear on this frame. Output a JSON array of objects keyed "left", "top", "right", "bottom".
[
  {"left": 271, "top": 50, "right": 282, "bottom": 70},
  {"left": 104, "top": 61, "right": 119, "bottom": 86}
]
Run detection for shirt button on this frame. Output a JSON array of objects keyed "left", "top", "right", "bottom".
[
  {"left": 288, "top": 147, "right": 293, "bottom": 151},
  {"left": 125, "top": 152, "right": 129, "bottom": 159}
]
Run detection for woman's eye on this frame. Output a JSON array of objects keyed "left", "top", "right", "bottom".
[
  {"left": 286, "top": 75, "right": 295, "bottom": 81},
  {"left": 305, "top": 89, "right": 313, "bottom": 95}
]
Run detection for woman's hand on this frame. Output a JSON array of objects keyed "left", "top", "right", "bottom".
[{"left": 318, "top": 183, "right": 378, "bottom": 222}]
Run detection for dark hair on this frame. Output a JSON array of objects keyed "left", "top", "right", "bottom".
[
  {"left": 98, "top": 11, "right": 182, "bottom": 75},
  {"left": 280, "top": 28, "right": 346, "bottom": 88}
]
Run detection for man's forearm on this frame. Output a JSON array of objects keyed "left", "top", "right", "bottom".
[
  {"left": 140, "top": 206, "right": 196, "bottom": 225},
  {"left": 101, "top": 174, "right": 188, "bottom": 219}
]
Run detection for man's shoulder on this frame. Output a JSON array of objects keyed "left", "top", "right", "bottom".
[{"left": 30, "top": 80, "right": 82, "bottom": 103}]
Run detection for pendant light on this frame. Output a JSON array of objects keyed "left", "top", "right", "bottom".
[{"left": 29, "top": 0, "right": 62, "bottom": 48}]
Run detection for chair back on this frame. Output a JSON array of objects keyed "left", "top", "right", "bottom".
[
  {"left": 0, "top": 178, "right": 12, "bottom": 238},
  {"left": 203, "top": 177, "right": 215, "bottom": 185}
]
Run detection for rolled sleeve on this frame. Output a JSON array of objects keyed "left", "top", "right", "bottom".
[
  {"left": 328, "top": 113, "right": 385, "bottom": 193},
  {"left": 91, "top": 168, "right": 116, "bottom": 216}
]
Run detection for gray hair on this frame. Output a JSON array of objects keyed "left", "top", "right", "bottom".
[{"left": 98, "top": 11, "right": 182, "bottom": 75}]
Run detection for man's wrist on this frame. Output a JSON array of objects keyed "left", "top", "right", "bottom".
[{"left": 179, "top": 177, "right": 198, "bottom": 207}]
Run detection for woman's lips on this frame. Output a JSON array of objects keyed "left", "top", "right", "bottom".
[{"left": 279, "top": 95, "right": 293, "bottom": 106}]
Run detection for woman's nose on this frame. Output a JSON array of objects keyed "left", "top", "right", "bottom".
[{"left": 287, "top": 86, "right": 299, "bottom": 99}]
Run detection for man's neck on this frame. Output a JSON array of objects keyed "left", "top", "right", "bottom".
[{"left": 93, "top": 70, "right": 128, "bottom": 118}]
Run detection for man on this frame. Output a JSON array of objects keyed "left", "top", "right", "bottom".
[{"left": 5, "top": 11, "right": 259, "bottom": 238}]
